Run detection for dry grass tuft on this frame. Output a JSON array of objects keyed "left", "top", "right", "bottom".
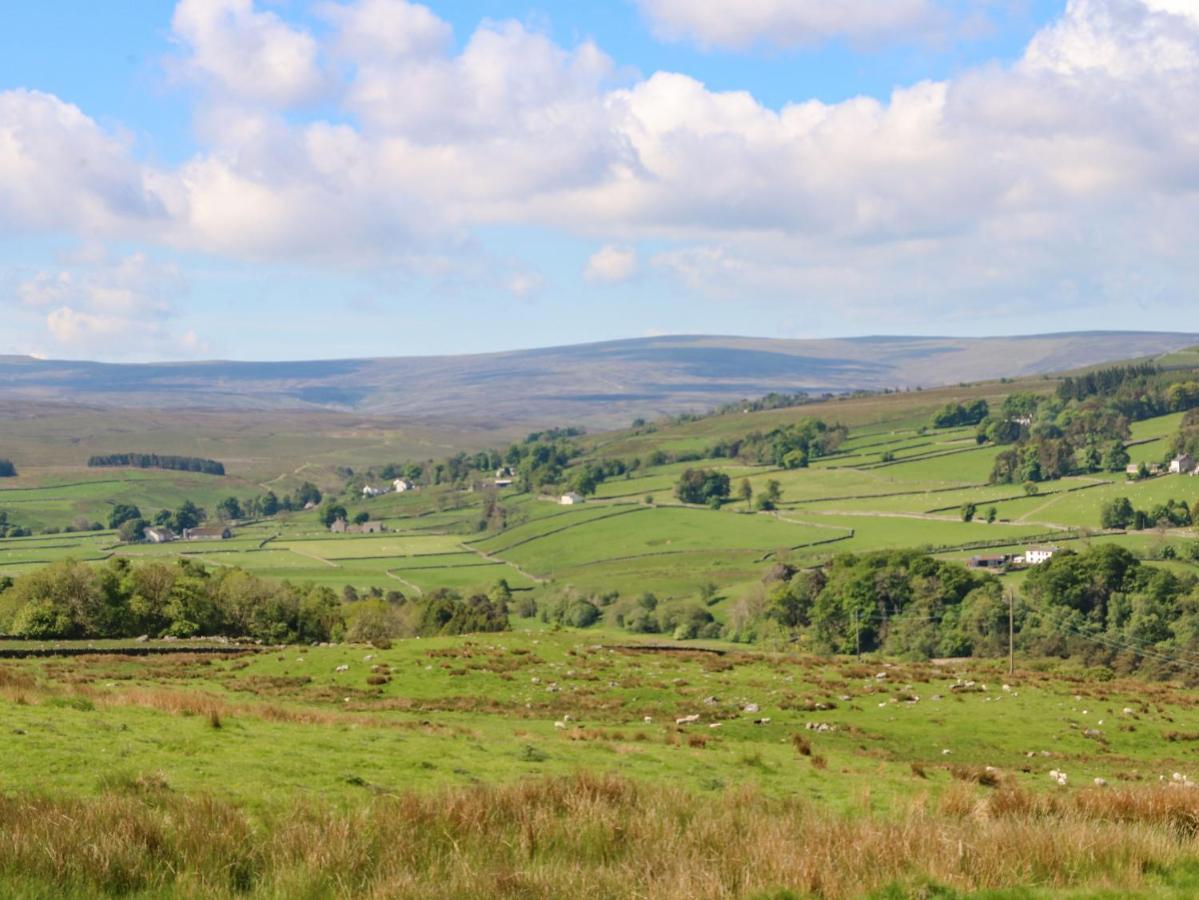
[{"left": 4, "top": 774, "right": 1199, "bottom": 898}]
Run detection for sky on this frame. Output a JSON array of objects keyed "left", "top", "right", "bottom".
[{"left": 1, "top": 0, "right": 1197, "bottom": 361}]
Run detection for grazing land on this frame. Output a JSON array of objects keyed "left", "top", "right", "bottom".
[{"left": 9, "top": 346, "right": 1199, "bottom": 896}]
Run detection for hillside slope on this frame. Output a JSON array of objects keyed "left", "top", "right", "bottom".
[{"left": 1, "top": 332, "right": 1195, "bottom": 428}]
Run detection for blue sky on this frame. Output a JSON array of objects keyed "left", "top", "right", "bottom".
[{"left": 2, "top": 0, "right": 1197, "bottom": 361}]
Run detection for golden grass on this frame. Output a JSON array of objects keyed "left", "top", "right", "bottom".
[{"left": 4, "top": 774, "right": 1199, "bottom": 898}]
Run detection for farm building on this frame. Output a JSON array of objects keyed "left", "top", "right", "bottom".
[
  {"left": 967, "top": 554, "right": 1010, "bottom": 571},
  {"left": 329, "top": 518, "right": 386, "bottom": 534},
  {"left": 144, "top": 527, "right": 176, "bottom": 543},
  {"left": 183, "top": 526, "right": 232, "bottom": 541},
  {"left": 362, "top": 485, "right": 387, "bottom": 498},
  {"left": 495, "top": 477, "right": 514, "bottom": 488},
  {"left": 1024, "top": 545, "right": 1060, "bottom": 565},
  {"left": 393, "top": 478, "right": 414, "bottom": 492},
  {"left": 1170, "top": 454, "right": 1197, "bottom": 474},
  {"left": 560, "top": 492, "right": 584, "bottom": 505}
]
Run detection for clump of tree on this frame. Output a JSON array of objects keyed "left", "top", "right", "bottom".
[
  {"left": 87, "top": 453, "right": 225, "bottom": 475},
  {"left": 675, "top": 468, "right": 731, "bottom": 506},
  {"left": 0, "top": 558, "right": 510, "bottom": 642},
  {"left": 709, "top": 419, "right": 847, "bottom": 468},
  {"left": 1101, "top": 496, "right": 1195, "bottom": 531},
  {"left": 612, "top": 592, "right": 721, "bottom": 640},
  {"left": 931, "top": 400, "right": 989, "bottom": 429},
  {"left": 416, "top": 590, "right": 509, "bottom": 636},
  {"left": 0, "top": 511, "right": 31, "bottom": 538},
  {"left": 1056, "top": 364, "right": 1159, "bottom": 403},
  {"left": 0, "top": 459, "right": 16, "bottom": 477}
]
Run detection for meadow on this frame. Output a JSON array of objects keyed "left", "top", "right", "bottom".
[
  {"left": 8, "top": 367, "right": 1199, "bottom": 896},
  {"left": 7, "top": 631, "right": 1199, "bottom": 896}
]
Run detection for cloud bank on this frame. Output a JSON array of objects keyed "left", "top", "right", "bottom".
[{"left": 2, "top": 0, "right": 1198, "bottom": 352}]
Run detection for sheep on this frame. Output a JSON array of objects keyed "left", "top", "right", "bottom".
[
  {"left": 676, "top": 714, "right": 701, "bottom": 725},
  {"left": 1049, "top": 769, "right": 1068, "bottom": 786},
  {"left": 1094, "top": 777, "right": 1108, "bottom": 787},
  {"left": 335, "top": 664, "right": 350, "bottom": 672}
]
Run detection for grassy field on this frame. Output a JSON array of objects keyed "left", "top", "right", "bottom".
[
  {"left": 11, "top": 367, "right": 1199, "bottom": 895},
  {"left": 7, "top": 632, "right": 1199, "bottom": 896}
]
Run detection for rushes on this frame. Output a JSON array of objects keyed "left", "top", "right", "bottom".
[{"left": 2, "top": 774, "right": 1199, "bottom": 898}]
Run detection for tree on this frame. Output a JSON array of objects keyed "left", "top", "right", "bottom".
[
  {"left": 1100, "top": 497, "right": 1135, "bottom": 529},
  {"left": 320, "top": 503, "right": 348, "bottom": 528},
  {"left": 739, "top": 478, "right": 753, "bottom": 507},
  {"left": 296, "top": 482, "right": 322, "bottom": 507},
  {"left": 117, "top": 518, "right": 147, "bottom": 543},
  {"left": 1104, "top": 442, "right": 1130, "bottom": 472},
  {"left": 674, "top": 468, "right": 731, "bottom": 505},
  {"left": 108, "top": 504, "right": 142, "bottom": 529},
  {"left": 216, "top": 497, "right": 243, "bottom": 521},
  {"left": 172, "top": 500, "right": 204, "bottom": 532},
  {"left": 261, "top": 491, "right": 280, "bottom": 516},
  {"left": 985, "top": 506, "right": 998, "bottom": 524},
  {"left": 353, "top": 511, "right": 370, "bottom": 525},
  {"left": 961, "top": 502, "right": 977, "bottom": 523},
  {"left": 765, "top": 480, "right": 783, "bottom": 503},
  {"left": 0, "top": 459, "right": 16, "bottom": 478}
]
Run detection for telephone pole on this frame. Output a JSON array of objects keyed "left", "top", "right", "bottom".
[{"left": 1007, "top": 589, "right": 1015, "bottom": 675}]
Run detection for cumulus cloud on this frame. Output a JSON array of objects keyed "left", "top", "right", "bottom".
[
  {"left": 10, "top": 250, "right": 203, "bottom": 358},
  {"left": 1, "top": 0, "right": 1198, "bottom": 328},
  {"left": 171, "top": 0, "right": 326, "bottom": 105},
  {"left": 635, "top": 0, "right": 940, "bottom": 50},
  {"left": 585, "top": 245, "right": 639, "bottom": 284}
]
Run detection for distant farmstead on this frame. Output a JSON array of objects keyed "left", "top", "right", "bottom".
[
  {"left": 560, "top": 492, "right": 584, "bottom": 505},
  {"left": 144, "top": 526, "right": 176, "bottom": 544},
  {"left": 362, "top": 485, "right": 387, "bottom": 498},
  {"left": 967, "top": 554, "right": 1010, "bottom": 571},
  {"left": 330, "top": 518, "right": 386, "bottom": 534},
  {"left": 393, "top": 478, "right": 414, "bottom": 492},
  {"left": 1170, "top": 454, "right": 1197, "bottom": 475},
  {"left": 1024, "top": 545, "right": 1059, "bottom": 565},
  {"left": 183, "top": 526, "right": 232, "bottom": 541}
]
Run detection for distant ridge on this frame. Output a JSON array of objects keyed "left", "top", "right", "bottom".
[{"left": 2, "top": 332, "right": 1196, "bottom": 428}]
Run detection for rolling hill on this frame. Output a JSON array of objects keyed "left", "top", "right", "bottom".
[{"left": 1, "top": 331, "right": 1196, "bottom": 428}]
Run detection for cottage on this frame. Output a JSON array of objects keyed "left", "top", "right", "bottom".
[
  {"left": 1170, "top": 454, "right": 1196, "bottom": 475},
  {"left": 967, "top": 554, "right": 1010, "bottom": 571},
  {"left": 560, "top": 492, "right": 584, "bottom": 505},
  {"left": 1024, "top": 545, "right": 1059, "bottom": 565},
  {"left": 144, "top": 526, "right": 176, "bottom": 544},
  {"left": 183, "top": 526, "right": 232, "bottom": 541},
  {"left": 330, "top": 518, "right": 349, "bottom": 533},
  {"left": 393, "top": 478, "right": 414, "bottom": 492},
  {"left": 357, "top": 520, "right": 386, "bottom": 533},
  {"left": 362, "top": 485, "right": 386, "bottom": 498}
]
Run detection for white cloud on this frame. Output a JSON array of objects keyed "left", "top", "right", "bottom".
[
  {"left": 585, "top": 245, "right": 639, "bottom": 284},
  {"left": 2, "top": 0, "right": 1199, "bottom": 332},
  {"left": 635, "top": 0, "right": 940, "bottom": 50},
  {"left": 171, "top": 0, "right": 325, "bottom": 105},
  {"left": 319, "top": 0, "right": 451, "bottom": 61},
  {"left": 11, "top": 250, "right": 202, "bottom": 358},
  {"left": 0, "top": 90, "right": 170, "bottom": 236}
]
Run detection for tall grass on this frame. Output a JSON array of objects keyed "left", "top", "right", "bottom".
[{"left": 4, "top": 774, "right": 1199, "bottom": 898}]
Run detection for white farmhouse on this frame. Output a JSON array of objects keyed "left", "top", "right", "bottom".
[
  {"left": 1169, "top": 454, "right": 1196, "bottom": 475},
  {"left": 1024, "top": 545, "right": 1060, "bottom": 565},
  {"left": 393, "top": 478, "right": 414, "bottom": 492},
  {"left": 560, "top": 492, "right": 584, "bottom": 505},
  {"left": 362, "top": 485, "right": 386, "bottom": 498}
]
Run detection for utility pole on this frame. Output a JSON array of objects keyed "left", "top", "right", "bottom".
[{"left": 1008, "top": 589, "right": 1015, "bottom": 676}]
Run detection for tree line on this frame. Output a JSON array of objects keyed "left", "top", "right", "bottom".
[
  {"left": 88, "top": 454, "right": 226, "bottom": 476},
  {"left": 0, "top": 557, "right": 509, "bottom": 643}
]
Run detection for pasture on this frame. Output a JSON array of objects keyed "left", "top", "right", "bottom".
[{"left": 6, "top": 632, "right": 1199, "bottom": 896}]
